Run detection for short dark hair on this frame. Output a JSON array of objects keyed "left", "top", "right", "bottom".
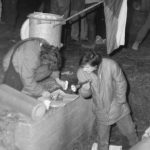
[
  {"left": 79, "top": 50, "right": 102, "bottom": 67},
  {"left": 40, "top": 43, "right": 62, "bottom": 71}
]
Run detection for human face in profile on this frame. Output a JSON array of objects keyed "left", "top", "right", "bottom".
[{"left": 82, "top": 64, "right": 97, "bottom": 74}]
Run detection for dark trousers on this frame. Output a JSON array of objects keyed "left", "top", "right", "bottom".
[
  {"left": 85, "top": 3, "right": 97, "bottom": 43},
  {"left": 135, "top": 12, "right": 150, "bottom": 44},
  {"left": 2, "top": 0, "right": 18, "bottom": 28},
  {"left": 50, "top": 0, "right": 70, "bottom": 18},
  {"left": 96, "top": 115, "right": 139, "bottom": 150}
]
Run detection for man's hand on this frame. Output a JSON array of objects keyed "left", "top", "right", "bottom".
[
  {"left": 79, "top": 81, "right": 92, "bottom": 98},
  {"left": 71, "top": 81, "right": 91, "bottom": 93},
  {"left": 55, "top": 78, "right": 68, "bottom": 90},
  {"left": 42, "top": 91, "right": 51, "bottom": 98}
]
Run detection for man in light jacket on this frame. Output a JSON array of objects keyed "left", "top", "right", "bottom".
[
  {"left": 76, "top": 50, "right": 139, "bottom": 150},
  {"left": 3, "top": 37, "right": 66, "bottom": 97}
]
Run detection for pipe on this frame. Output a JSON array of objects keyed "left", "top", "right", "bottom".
[
  {"left": 0, "top": 84, "right": 46, "bottom": 121},
  {"left": 54, "top": 0, "right": 103, "bottom": 27}
]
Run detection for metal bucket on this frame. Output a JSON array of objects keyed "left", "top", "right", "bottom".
[{"left": 28, "top": 12, "right": 64, "bottom": 47}]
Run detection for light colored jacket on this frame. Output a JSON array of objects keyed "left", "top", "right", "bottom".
[
  {"left": 77, "top": 58, "right": 130, "bottom": 125},
  {"left": 3, "top": 40, "right": 59, "bottom": 97}
]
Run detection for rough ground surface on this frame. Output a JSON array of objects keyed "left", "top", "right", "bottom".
[{"left": 0, "top": 10, "right": 150, "bottom": 150}]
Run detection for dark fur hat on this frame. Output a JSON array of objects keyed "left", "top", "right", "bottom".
[{"left": 40, "top": 43, "right": 62, "bottom": 71}]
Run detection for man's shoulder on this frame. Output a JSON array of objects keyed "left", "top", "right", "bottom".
[
  {"left": 102, "top": 58, "right": 117, "bottom": 65},
  {"left": 22, "top": 39, "right": 40, "bottom": 48},
  {"left": 102, "top": 58, "right": 121, "bottom": 72},
  {"left": 20, "top": 39, "right": 41, "bottom": 55}
]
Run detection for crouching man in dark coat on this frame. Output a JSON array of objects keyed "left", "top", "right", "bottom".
[{"left": 3, "top": 37, "right": 67, "bottom": 97}]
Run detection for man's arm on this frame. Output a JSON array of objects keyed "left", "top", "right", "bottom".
[
  {"left": 21, "top": 62, "right": 46, "bottom": 97},
  {"left": 112, "top": 61, "right": 127, "bottom": 104},
  {"left": 21, "top": 41, "right": 45, "bottom": 97},
  {"left": 77, "top": 68, "right": 92, "bottom": 98},
  {"left": 3, "top": 48, "right": 14, "bottom": 72}
]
